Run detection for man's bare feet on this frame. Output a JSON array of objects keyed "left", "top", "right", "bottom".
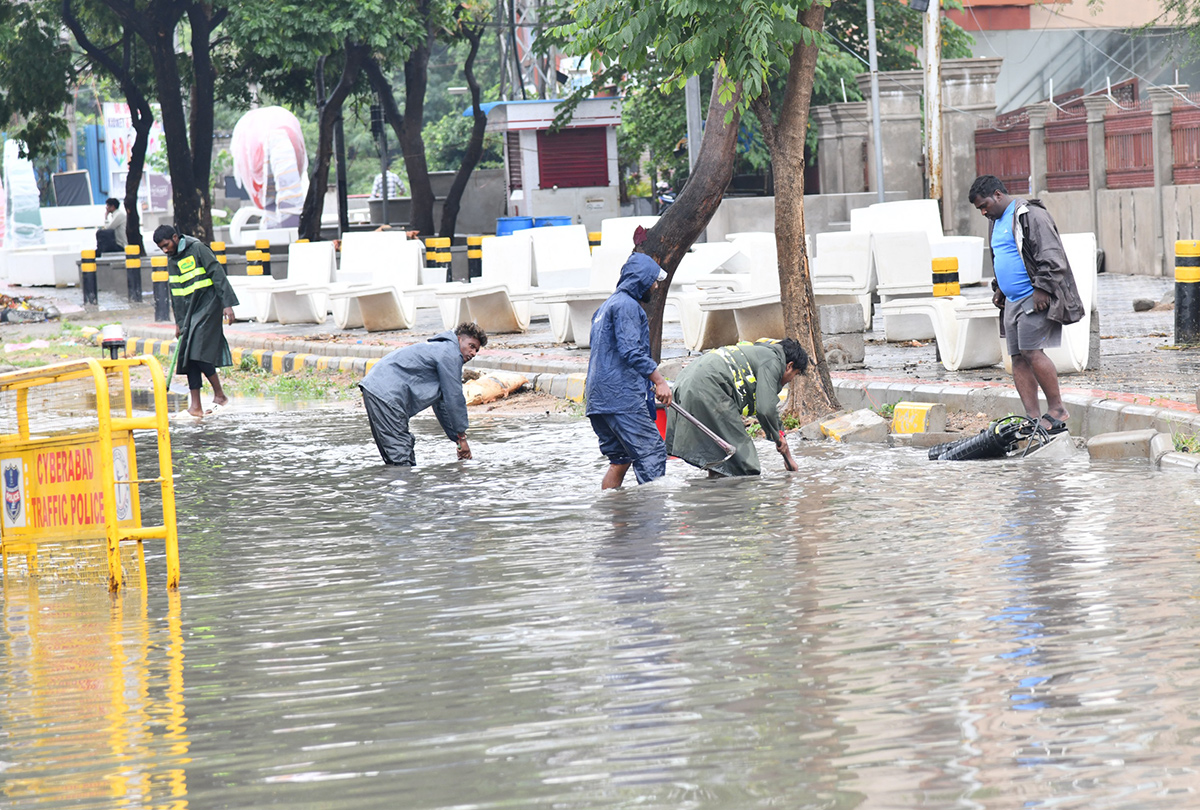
[{"left": 213, "top": 394, "right": 228, "bottom": 407}]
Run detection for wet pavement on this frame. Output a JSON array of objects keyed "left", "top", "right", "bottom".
[{"left": 4, "top": 271, "right": 1196, "bottom": 408}]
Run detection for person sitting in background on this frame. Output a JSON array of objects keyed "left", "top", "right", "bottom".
[{"left": 95, "top": 198, "right": 127, "bottom": 254}]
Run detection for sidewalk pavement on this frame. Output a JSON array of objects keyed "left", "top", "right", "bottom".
[{"left": 7, "top": 272, "right": 1198, "bottom": 416}]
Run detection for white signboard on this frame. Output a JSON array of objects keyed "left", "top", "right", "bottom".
[{"left": 102, "top": 102, "right": 167, "bottom": 205}]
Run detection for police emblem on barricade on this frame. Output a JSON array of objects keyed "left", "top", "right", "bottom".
[{"left": 3, "top": 460, "right": 23, "bottom": 525}]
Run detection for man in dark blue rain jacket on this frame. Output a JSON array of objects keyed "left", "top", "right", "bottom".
[
  {"left": 359, "top": 322, "right": 487, "bottom": 465},
  {"left": 585, "top": 251, "right": 673, "bottom": 489}
]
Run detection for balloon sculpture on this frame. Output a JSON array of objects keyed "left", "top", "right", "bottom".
[{"left": 230, "top": 106, "right": 309, "bottom": 229}]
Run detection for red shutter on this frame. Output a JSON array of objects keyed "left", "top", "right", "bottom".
[
  {"left": 506, "top": 132, "right": 522, "bottom": 190},
  {"left": 536, "top": 127, "right": 609, "bottom": 188}
]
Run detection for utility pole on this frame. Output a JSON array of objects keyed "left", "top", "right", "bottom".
[
  {"left": 685, "top": 75, "right": 702, "bottom": 175},
  {"left": 923, "top": 0, "right": 943, "bottom": 203},
  {"left": 865, "top": 0, "right": 885, "bottom": 203}
]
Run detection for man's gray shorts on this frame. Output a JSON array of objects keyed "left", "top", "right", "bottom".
[
  {"left": 1002, "top": 296, "right": 1062, "bottom": 355},
  {"left": 360, "top": 387, "right": 417, "bottom": 466}
]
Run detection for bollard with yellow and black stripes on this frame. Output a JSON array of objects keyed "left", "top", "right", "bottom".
[
  {"left": 1176, "top": 240, "right": 1200, "bottom": 344},
  {"left": 467, "top": 235, "right": 483, "bottom": 281},
  {"left": 151, "top": 255, "right": 171, "bottom": 322},
  {"left": 211, "top": 240, "right": 227, "bottom": 266},
  {"left": 125, "top": 244, "right": 143, "bottom": 303},
  {"left": 932, "top": 256, "right": 960, "bottom": 297},
  {"left": 246, "top": 249, "right": 265, "bottom": 276},
  {"left": 588, "top": 231, "right": 601, "bottom": 253},
  {"left": 255, "top": 238, "right": 272, "bottom": 278},
  {"left": 80, "top": 249, "right": 98, "bottom": 305},
  {"left": 426, "top": 236, "right": 452, "bottom": 282}
]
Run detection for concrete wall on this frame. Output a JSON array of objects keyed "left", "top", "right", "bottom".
[
  {"left": 1036, "top": 188, "right": 1162, "bottom": 276},
  {"left": 1164, "top": 185, "right": 1200, "bottom": 262},
  {"left": 1098, "top": 188, "right": 1158, "bottom": 276},
  {"left": 525, "top": 186, "right": 620, "bottom": 232}
]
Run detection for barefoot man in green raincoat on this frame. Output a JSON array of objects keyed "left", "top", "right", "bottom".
[
  {"left": 665, "top": 338, "right": 808, "bottom": 476},
  {"left": 154, "top": 225, "right": 239, "bottom": 417}
]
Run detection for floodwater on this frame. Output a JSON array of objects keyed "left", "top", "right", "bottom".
[{"left": 6, "top": 407, "right": 1200, "bottom": 809}]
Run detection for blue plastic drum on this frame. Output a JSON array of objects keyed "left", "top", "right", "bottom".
[
  {"left": 533, "top": 216, "right": 573, "bottom": 227},
  {"left": 495, "top": 216, "right": 535, "bottom": 236}
]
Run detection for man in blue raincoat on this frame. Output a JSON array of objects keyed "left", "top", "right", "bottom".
[{"left": 585, "top": 251, "right": 673, "bottom": 489}]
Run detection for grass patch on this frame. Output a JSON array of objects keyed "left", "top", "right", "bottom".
[
  {"left": 745, "top": 413, "right": 803, "bottom": 439},
  {"left": 1172, "top": 426, "right": 1200, "bottom": 453},
  {"left": 874, "top": 402, "right": 896, "bottom": 418},
  {"left": 221, "top": 366, "right": 360, "bottom": 400},
  {"left": 3, "top": 342, "right": 99, "bottom": 368}
]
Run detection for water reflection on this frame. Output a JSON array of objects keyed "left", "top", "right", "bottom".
[
  {"left": 0, "top": 585, "right": 188, "bottom": 808},
  {"left": 8, "top": 410, "right": 1200, "bottom": 809}
]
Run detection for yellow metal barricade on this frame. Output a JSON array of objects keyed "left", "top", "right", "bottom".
[{"left": 0, "top": 356, "right": 179, "bottom": 591}]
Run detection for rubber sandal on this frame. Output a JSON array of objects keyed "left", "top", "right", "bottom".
[{"left": 1040, "top": 413, "right": 1068, "bottom": 435}]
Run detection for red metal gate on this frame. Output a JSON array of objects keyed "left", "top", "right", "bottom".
[
  {"left": 1105, "top": 100, "right": 1154, "bottom": 188},
  {"left": 975, "top": 108, "right": 1030, "bottom": 195},
  {"left": 1173, "top": 95, "right": 1200, "bottom": 185},
  {"left": 1045, "top": 105, "right": 1089, "bottom": 192}
]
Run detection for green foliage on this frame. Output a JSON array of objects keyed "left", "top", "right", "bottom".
[
  {"left": 825, "top": 0, "right": 974, "bottom": 77},
  {"left": 548, "top": 0, "right": 820, "bottom": 119},
  {"left": 0, "top": 0, "right": 77, "bottom": 158},
  {"left": 587, "top": 0, "right": 974, "bottom": 188},
  {"left": 225, "top": 366, "right": 359, "bottom": 399},
  {"left": 1172, "top": 423, "right": 1200, "bottom": 453},
  {"left": 617, "top": 63, "right": 693, "bottom": 187},
  {"left": 422, "top": 110, "right": 504, "bottom": 172}
]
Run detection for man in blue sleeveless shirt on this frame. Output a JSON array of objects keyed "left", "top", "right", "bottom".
[{"left": 969, "top": 175, "right": 1085, "bottom": 434}]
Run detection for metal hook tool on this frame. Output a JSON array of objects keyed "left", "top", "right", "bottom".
[{"left": 663, "top": 401, "right": 737, "bottom": 468}]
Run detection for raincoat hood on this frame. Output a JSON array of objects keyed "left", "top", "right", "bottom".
[
  {"left": 614, "top": 252, "right": 663, "bottom": 301},
  {"left": 428, "top": 330, "right": 458, "bottom": 349}
]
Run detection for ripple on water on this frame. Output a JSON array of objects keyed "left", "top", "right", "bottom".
[{"left": 5, "top": 408, "right": 1200, "bottom": 809}]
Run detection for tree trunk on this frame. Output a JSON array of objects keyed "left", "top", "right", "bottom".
[
  {"left": 439, "top": 25, "right": 487, "bottom": 238},
  {"left": 764, "top": 4, "right": 838, "bottom": 420},
  {"left": 300, "top": 43, "right": 366, "bottom": 240},
  {"left": 125, "top": 99, "right": 152, "bottom": 252},
  {"left": 364, "top": 46, "right": 434, "bottom": 237},
  {"left": 641, "top": 72, "right": 742, "bottom": 361},
  {"left": 60, "top": 2, "right": 152, "bottom": 251},
  {"left": 186, "top": 3, "right": 223, "bottom": 241},
  {"left": 144, "top": 14, "right": 203, "bottom": 239},
  {"left": 401, "top": 27, "right": 436, "bottom": 236}
]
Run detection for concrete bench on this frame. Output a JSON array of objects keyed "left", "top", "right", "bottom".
[{"left": 877, "top": 296, "right": 1002, "bottom": 371}]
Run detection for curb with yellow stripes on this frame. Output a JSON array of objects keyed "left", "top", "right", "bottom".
[
  {"left": 121, "top": 337, "right": 589, "bottom": 403},
  {"left": 122, "top": 337, "right": 382, "bottom": 376}
]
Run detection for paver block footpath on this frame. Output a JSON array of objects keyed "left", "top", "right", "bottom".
[
  {"left": 890, "top": 401, "right": 946, "bottom": 434},
  {"left": 1086, "top": 429, "right": 1164, "bottom": 461},
  {"left": 820, "top": 408, "right": 889, "bottom": 443}
]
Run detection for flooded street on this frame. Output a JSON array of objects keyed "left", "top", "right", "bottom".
[{"left": 6, "top": 408, "right": 1200, "bottom": 808}]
